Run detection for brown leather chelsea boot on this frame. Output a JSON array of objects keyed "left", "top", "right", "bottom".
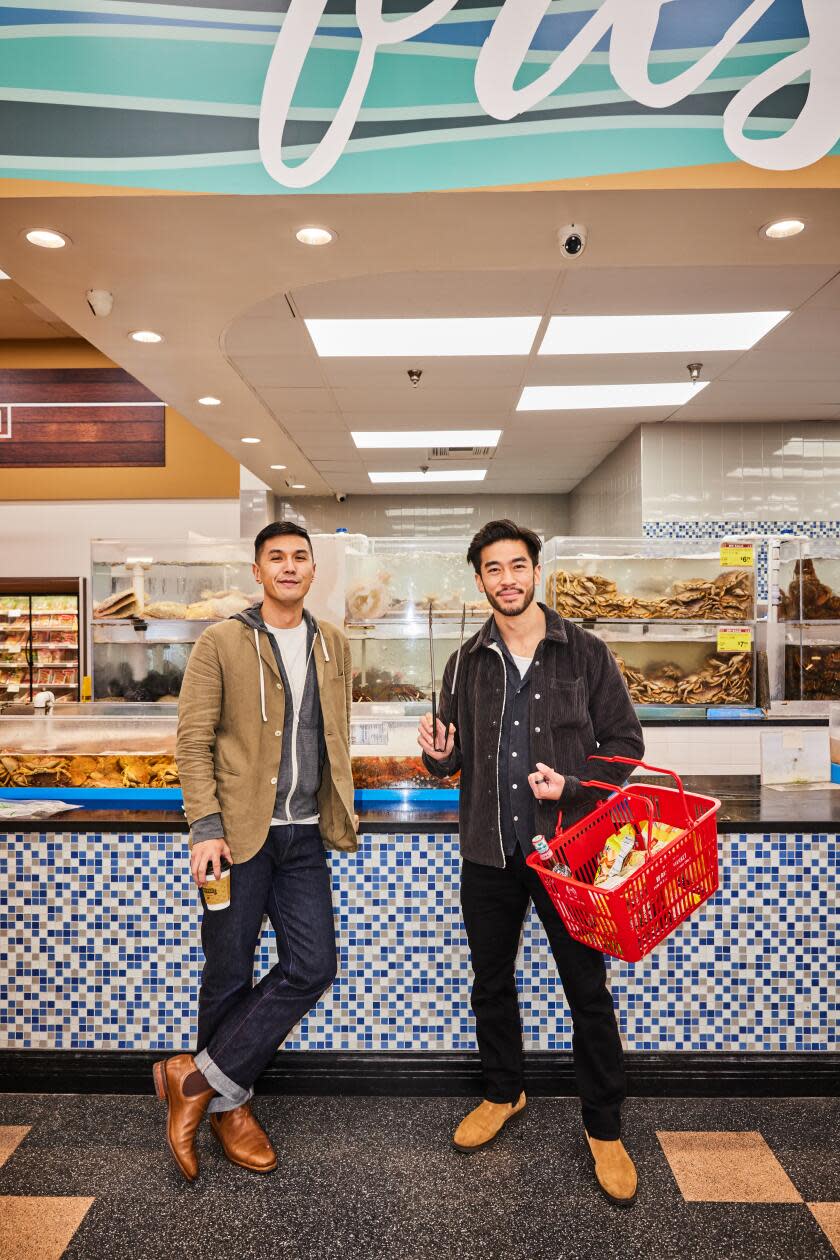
[
  {"left": 153, "top": 1054, "right": 214, "bottom": 1182},
  {"left": 210, "top": 1102, "right": 277, "bottom": 1173},
  {"left": 452, "top": 1093, "right": 527, "bottom": 1152},
  {"left": 586, "top": 1133, "right": 638, "bottom": 1207}
]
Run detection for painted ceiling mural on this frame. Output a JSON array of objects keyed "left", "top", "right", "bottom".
[{"left": 0, "top": 0, "right": 837, "bottom": 193}]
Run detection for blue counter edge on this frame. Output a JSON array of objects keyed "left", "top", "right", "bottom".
[{"left": 0, "top": 786, "right": 460, "bottom": 808}]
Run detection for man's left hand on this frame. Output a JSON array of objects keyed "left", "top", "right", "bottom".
[{"left": 528, "top": 762, "right": 565, "bottom": 802}]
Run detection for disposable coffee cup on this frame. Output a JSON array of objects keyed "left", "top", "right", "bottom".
[{"left": 202, "top": 858, "right": 231, "bottom": 911}]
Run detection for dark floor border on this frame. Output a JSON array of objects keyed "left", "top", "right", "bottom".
[{"left": 0, "top": 1051, "right": 836, "bottom": 1098}]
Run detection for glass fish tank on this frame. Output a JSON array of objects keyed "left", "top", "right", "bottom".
[
  {"left": 348, "top": 624, "right": 471, "bottom": 704},
  {"left": 344, "top": 536, "right": 490, "bottom": 624},
  {"left": 91, "top": 538, "right": 260, "bottom": 622},
  {"left": 0, "top": 703, "right": 177, "bottom": 788},
  {"left": 775, "top": 538, "right": 840, "bottom": 622},
  {"left": 587, "top": 623, "right": 755, "bottom": 708},
  {"left": 543, "top": 537, "right": 757, "bottom": 622},
  {"left": 782, "top": 624, "right": 840, "bottom": 702},
  {"left": 350, "top": 706, "right": 457, "bottom": 790}
]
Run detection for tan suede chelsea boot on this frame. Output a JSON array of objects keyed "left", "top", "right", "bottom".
[
  {"left": 153, "top": 1053, "right": 214, "bottom": 1182},
  {"left": 586, "top": 1133, "right": 638, "bottom": 1207},
  {"left": 452, "top": 1092, "right": 526, "bottom": 1152},
  {"left": 210, "top": 1103, "right": 278, "bottom": 1173}
]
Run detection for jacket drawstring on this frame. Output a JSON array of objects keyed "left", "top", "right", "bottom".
[
  {"left": 318, "top": 625, "right": 330, "bottom": 663},
  {"left": 255, "top": 627, "right": 267, "bottom": 722}
]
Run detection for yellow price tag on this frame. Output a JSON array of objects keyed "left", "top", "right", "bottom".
[
  {"left": 720, "top": 542, "right": 754, "bottom": 568},
  {"left": 717, "top": 626, "right": 753, "bottom": 653}
]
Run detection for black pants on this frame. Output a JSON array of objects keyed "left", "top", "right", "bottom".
[{"left": 460, "top": 847, "right": 626, "bottom": 1140}]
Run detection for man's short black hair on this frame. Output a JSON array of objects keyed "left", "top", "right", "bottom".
[
  {"left": 467, "top": 519, "right": 542, "bottom": 574},
  {"left": 254, "top": 521, "right": 313, "bottom": 561}
]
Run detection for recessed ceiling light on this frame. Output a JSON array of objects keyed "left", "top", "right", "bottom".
[
  {"left": 197, "top": 396, "right": 221, "bottom": 406},
  {"left": 538, "top": 312, "right": 788, "bottom": 356},
  {"left": 295, "top": 225, "right": 336, "bottom": 246},
  {"left": 761, "top": 219, "right": 806, "bottom": 240},
  {"left": 241, "top": 436, "right": 261, "bottom": 444},
  {"left": 368, "top": 470, "right": 487, "bottom": 484},
  {"left": 0, "top": 269, "right": 9, "bottom": 280},
  {"left": 270, "top": 463, "right": 287, "bottom": 470},
  {"left": 352, "top": 429, "right": 502, "bottom": 449},
  {"left": 25, "top": 228, "right": 69, "bottom": 249},
  {"left": 291, "top": 482, "right": 306, "bottom": 488},
  {"left": 518, "top": 382, "right": 709, "bottom": 411},
  {"left": 129, "top": 330, "right": 163, "bottom": 344},
  {"left": 305, "top": 317, "right": 541, "bottom": 358}
]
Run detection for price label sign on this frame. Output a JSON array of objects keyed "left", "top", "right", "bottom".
[
  {"left": 720, "top": 542, "right": 755, "bottom": 568},
  {"left": 717, "top": 626, "right": 754, "bottom": 653}
]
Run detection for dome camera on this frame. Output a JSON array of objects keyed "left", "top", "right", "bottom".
[
  {"left": 558, "top": 223, "right": 588, "bottom": 259},
  {"left": 335, "top": 492, "right": 347, "bottom": 503}
]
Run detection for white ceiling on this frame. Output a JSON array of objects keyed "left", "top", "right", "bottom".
[{"left": 0, "top": 188, "right": 838, "bottom": 494}]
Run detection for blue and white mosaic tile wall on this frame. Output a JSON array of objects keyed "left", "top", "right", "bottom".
[
  {"left": 2, "top": 830, "right": 835, "bottom": 1054},
  {"left": 643, "top": 520, "right": 840, "bottom": 603}
]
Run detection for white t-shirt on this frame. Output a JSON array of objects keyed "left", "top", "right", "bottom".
[
  {"left": 267, "top": 621, "right": 308, "bottom": 707},
  {"left": 266, "top": 620, "right": 319, "bottom": 827},
  {"left": 511, "top": 651, "right": 533, "bottom": 679}
]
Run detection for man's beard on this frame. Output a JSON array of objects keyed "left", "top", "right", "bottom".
[{"left": 485, "top": 581, "right": 536, "bottom": 618}]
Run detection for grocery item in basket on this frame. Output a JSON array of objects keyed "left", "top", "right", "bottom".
[
  {"left": 593, "top": 818, "right": 684, "bottom": 890},
  {"left": 593, "top": 826, "right": 636, "bottom": 886},
  {"left": 531, "top": 833, "right": 571, "bottom": 877}
]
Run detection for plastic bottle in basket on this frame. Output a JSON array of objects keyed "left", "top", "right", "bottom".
[{"left": 531, "top": 834, "right": 571, "bottom": 877}]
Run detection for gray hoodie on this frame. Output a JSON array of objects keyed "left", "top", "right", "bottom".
[{"left": 189, "top": 603, "right": 327, "bottom": 844}]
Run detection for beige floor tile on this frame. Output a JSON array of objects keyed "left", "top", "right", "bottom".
[
  {"left": 0, "top": 1127, "right": 31, "bottom": 1168},
  {"left": 656, "top": 1130, "right": 802, "bottom": 1203},
  {"left": 0, "top": 1197, "right": 94, "bottom": 1260},
  {"left": 809, "top": 1203, "right": 840, "bottom": 1256}
]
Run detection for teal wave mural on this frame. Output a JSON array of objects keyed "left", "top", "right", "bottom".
[{"left": 0, "top": 1, "right": 836, "bottom": 192}]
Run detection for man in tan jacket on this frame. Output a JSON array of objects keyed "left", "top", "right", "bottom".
[{"left": 154, "top": 521, "right": 357, "bottom": 1182}]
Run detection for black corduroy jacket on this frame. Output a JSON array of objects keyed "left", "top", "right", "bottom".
[{"left": 422, "top": 604, "right": 645, "bottom": 868}]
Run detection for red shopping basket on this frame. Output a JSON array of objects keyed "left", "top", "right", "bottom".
[{"left": 525, "top": 756, "right": 720, "bottom": 963}]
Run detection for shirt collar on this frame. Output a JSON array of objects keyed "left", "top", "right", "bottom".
[{"left": 470, "top": 602, "right": 568, "bottom": 654}]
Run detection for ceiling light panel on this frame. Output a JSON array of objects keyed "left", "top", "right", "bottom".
[
  {"left": 352, "top": 429, "right": 501, "bottom": 449},
  {"left": 368, "top": 470, "right": 487, "bottom": 484},
  {"left": 305, "top": 317, "right": 541, "bottom": 358},
  {"left": 518, "top": 382, "right": 709, "bottom": 410},
  {"left": 539, "top": 312, "right": 788, "bottom": 356}
]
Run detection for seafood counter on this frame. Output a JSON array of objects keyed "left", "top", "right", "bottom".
[{"left": 547, "top": 568, "right": 754, "bottom": 622}]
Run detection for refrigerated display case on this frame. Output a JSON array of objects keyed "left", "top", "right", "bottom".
[
  {"left": 770, "top": 538, "right": 840, "bottom": 706},
  {"left": 587, "top": 622, "right": 755, "bottom": 708},
  {"left": 91, "top": 538, "right": 259, "bottom": 701},
  {"left": 543, "top": 537, "right": 757, "bottom": 622},
  {"left": 0, "top": 589, "right": 81, "bottom": 704},
  {"left": 345, "top": 536, "right": 491, "bottom": 708},
  {"left": 350, "top": 704, "right": 458, "bottom": 792}
]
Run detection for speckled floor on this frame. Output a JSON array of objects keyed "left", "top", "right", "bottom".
[{"left": 0, "top": 1095, "right": 838, "bottom": 1260}]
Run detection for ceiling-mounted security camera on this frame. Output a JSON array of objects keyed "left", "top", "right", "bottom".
[
  {"left": 558, "top": 224, "right": 588, "bottom": 259},
  {"left": 407, "top": 368, "right": 423, "bottom": 387},
  {"left": 335, "top": 492, "right": 347, "bottom": 503},
  {"left": 85, "top": 288, "right": 114, "bottom": 318}
]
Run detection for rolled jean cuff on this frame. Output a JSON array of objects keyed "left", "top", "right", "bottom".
[{"left": 194, "top": 1048, "right": 250, "bottom": 1108}]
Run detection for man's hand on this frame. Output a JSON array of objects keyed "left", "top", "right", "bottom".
[
  {"left": 528, "top": 762, "right": 566, "bottom": 802},
  {"left": 417, "top": 713, "right": 456, "bottom": 761},
  {"left": 190, "top": 838, "right": 233, "bottom": 887}
]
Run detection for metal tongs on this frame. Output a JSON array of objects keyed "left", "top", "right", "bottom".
[{"left": 429, "top": 603, "right": 467, "bottom": 752}]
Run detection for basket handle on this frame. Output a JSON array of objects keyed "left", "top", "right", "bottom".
[
  {"left": 555, "top": 776, "right": 655, "bottom": 855},
  {"left": 588, "top": 754, "right": 691, "bottom": 826}
]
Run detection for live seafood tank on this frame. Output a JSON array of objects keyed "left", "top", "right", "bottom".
[
  {"left": 91, "top": 538, "right": 260, "bottom": 702},
  {"left": 0, "top": 704, "right": 177, "bottom": 788},
  {"left": 588, "top": 624, "right": 756, "bottom": 708},
  {"left": 350, "top": 705, "right": 458, "bottom": 792},
  {"left": 775, "top": 538, "right": 840, "bottom": 621},
  {"left": 345, "top": 537, "right": 490, "bottom": 711},
  {"left": 543, "top": 537, "right": 757, "bottom": 621}
]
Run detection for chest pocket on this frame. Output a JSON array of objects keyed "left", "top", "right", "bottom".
[{"left": 548, "top": 678, "right": 587, "bottom": 729}]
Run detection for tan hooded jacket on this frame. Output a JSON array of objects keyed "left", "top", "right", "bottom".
[{"left": 176, "top": 611, "right": 357, "bottom": 863}]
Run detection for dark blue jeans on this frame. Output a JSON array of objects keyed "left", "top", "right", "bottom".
[{"left": 194, "top": 823, "right": 336, "bottom": 1111}]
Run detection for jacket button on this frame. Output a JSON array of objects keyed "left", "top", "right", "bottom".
[
  {"left": 275, "top": 730, "right": 281, "bottom": 737},
  {"left": 270, "top": 776, "right": 277, "bottom": 785},
  {"left": 535, "top": 693, "right": 541, "bottom": 700},
  {"left": 535, "top": 726, "right": 541, "bottom": 733},
  {"left": 276, "top": 683, "right": 282, "bottom": 690}
]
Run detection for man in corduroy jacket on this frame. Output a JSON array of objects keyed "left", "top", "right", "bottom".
[{"left": 419, "top": 519, "right": 644, "bottom": 1207}]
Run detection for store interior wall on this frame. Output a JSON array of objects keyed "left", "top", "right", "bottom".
[
  {"left": 568, "top": 430, "right": 644, "bottom": 536},
  {"left": 0, "top": 499, "right": 242, "bottom": 580},
  {"left": 275, "top": 492, "right": 570, "bottom": 540},
  {"left": 0, "top": 341, "right": 241, "bottom": 503},
  {"left": 641, "top": 420, "right": 840, "bottom": 525}
]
